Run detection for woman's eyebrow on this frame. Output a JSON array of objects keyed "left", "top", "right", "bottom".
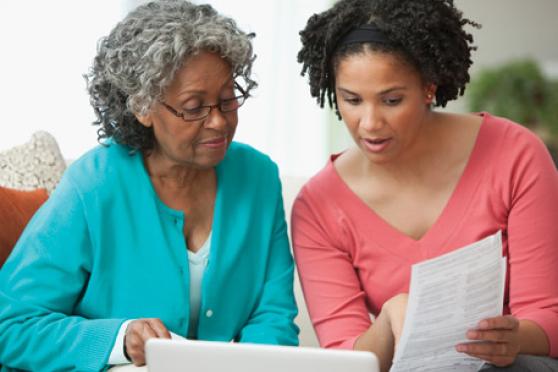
[{"left": 337, "top": 86, "right": 407, "bottom": 95}]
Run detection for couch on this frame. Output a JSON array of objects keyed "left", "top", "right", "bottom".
[{"left": 0, "top": 132, "right": 319, "bottom": 368}]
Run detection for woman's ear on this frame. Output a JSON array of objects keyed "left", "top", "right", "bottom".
[
  {"left": 424, "top": 83, "right": 437, "bottom": 105},
  {"left": 135, "top": 112, "right": 153, "bottom": 128}
]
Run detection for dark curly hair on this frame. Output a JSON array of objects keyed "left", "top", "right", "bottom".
[
  {"left": 297, "top": 0, "right": 480, "bottom": 116},
  {"left": 85, "top": 0, "right": 256, "bottom": 152}
]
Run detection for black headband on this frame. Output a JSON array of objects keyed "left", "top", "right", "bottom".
[{"left": 338, "top": 24, "right": 389, "bottom": 46}]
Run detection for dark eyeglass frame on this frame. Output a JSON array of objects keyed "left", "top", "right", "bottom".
[{"left": 160, "top": 82, "right": 248, "bottom": 122}]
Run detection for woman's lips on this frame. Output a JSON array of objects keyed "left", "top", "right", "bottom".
[
  {"left": 361, "top": 137, "right": 392, "bottom": 153},
  {"left": 199, "top": 136, "right": 227, "bottom": 148}
]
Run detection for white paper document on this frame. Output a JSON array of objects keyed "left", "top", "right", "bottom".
[{"left": 390, "top": 231, "right": 506, "bottom": 372}]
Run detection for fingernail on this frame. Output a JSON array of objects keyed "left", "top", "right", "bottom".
[
  {"left": 467, "top": 331, "right": 478, "bottom": 339},
  {"left": 456, "top": 345, "right": 465, "bottom": 352},
  {"left": 478, "top": 320, "right": 488, "bottom": 329}
]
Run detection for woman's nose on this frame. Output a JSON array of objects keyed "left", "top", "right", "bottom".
[
  {"left": 202, "top": 105, "right": 228, "bottom": 129},
  {"left": 360, "top": 106, "right": 384, "bottom": 131}
]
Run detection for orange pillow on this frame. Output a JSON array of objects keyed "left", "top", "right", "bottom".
[{"left": 0, "top": 186, "right": 48, "bottom": 268}]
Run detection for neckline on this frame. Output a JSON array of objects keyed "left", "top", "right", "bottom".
[
  {"left": 327, "top": 112, "right": 492, "bottom": 252},
  {"left": 188, "top": 231, "right": 212, "bottom": 261},
  {"left": 133, "top": 150, "right": 222, "bottom": 255},
  {"left": 136, "top": 153, "right": 220, "bottom": 217}
]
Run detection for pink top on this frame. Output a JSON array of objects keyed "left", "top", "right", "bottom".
[{"left": 291, "top": 113, "right": 558, "bottom": 357}]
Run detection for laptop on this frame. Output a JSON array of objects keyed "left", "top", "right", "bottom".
[{"left": 146, "top": 339, "right": 379, "bottom": 372}]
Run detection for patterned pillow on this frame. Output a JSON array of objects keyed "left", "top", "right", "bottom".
[{"left": 0, "top": 131, "right": 66, "bottom": 194}]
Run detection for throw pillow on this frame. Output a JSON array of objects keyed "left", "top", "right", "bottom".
[
  {"left": 0, "top": 131, "right": 66, "bottom": 194},
  {"left": 0, "top": 186, "right": 48, "bottom": 268}
]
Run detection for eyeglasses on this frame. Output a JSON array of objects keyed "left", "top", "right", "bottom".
[{"left": 161, "top": 82, "right": 248, "bottom": 122}]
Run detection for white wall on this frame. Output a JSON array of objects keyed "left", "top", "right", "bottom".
[
  {"left": 445, "top": 0, "right": 558, "bottom": 113},
  {"left": 455, "top": 0, "right": 558, "bottom": 73},
  {"left": 0, "top": 1, "right": 128, "bottom": 162}
]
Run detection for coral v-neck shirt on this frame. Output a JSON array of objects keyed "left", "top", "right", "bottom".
[{"left": 291, "top": 113, "right": 558, "bottom": 356}]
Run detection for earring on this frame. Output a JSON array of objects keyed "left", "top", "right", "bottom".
[{"left": 426, "top": 93, "right": 434, "bottom": 104}]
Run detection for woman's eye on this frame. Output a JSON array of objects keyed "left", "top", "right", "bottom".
[
  {"left": 182, "top": 101, "right": 203, "bottom": 110},
  {"left": 343, "top": 97, "right": 361, "bottom": 105},
  {"left": 384, "top": 97, "right": 402, "bottom": 106},
  {"left": 183, "top": 106, "right": 204, "bottom": 115},
  {"left": 220, "top": 97, "right": 238, "bottom": 109}
]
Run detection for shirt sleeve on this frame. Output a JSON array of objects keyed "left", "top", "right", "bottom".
[
  {"left": 504, "top": 132, "right": 558, "bottom": 357},
  {"left": 237, "top": 175, "right": 300, "bottom": 346},
  {"left": 108, "top": 319, "right": 134, "bottom": 365},
  {"left": 291, "top": 186, "right": 372, "bottom": 349},
  {"left": 0, "top": 173, "right": 125, "bottom": 371}
]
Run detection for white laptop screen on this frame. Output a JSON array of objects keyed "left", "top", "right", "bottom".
[{"left": 146, "top": 339, "right": 379, "bottom": 372}]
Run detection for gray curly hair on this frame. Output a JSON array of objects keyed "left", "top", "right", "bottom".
[{"left": 85, "top": 0, "right": 257, "bottom": 151}]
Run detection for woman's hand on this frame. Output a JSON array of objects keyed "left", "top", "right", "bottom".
[
  {"left": 355, "top": 293, "right": 409, "bottom": 372},
  {"left": 124, "top": 318, "right": 171, "bottom": 366},
  {"left": 456, "top": 315, "right": 520, "bottom": 367},
  {"left": 382, "top": 293, "right": 409, "bottom": 347}
]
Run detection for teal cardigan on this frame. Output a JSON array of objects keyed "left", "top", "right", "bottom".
[{"left": 0, "top": 142, "right": 299, "bottom": 371}]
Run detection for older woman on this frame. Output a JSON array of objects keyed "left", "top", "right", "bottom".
[
  {"left": 292, "top": 0, "right": 558, "bottom": 371},
  {"left": 0, "top": 1, "right": 298, "bottom": 370}
]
